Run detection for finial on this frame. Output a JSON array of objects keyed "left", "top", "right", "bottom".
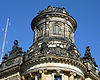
[
  {"left": 55, "top": 7, "right": 58, "bottom": 11},
  {"left": 14, "top": 40, "right": 18, "bottom": 45},
  {"left": 85, "top": 46, "right": 91, "bottom": 58},
  {"left": 62, "top": 6, "right": 65, "bottom": 9},
  {"left": 61, "top": 7, "right": 67, "bottom": 13},
  {"left": 8, "top": 40, "right": 24, "bottom": 56},
  {"left": 48, "top": 5, "right": 51, "bottom": 8},
  {"left": 86, "top": 46, "right": 90, "bottom": 51},
  {"left": 61, "top": 6, "right": 65, "bottom": 11}
]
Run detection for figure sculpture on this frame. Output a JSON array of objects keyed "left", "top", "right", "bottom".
[{"left": 9, "top": 40, "right": 24, "bottom": 55}]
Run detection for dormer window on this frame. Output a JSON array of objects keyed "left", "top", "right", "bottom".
[{"left": 53, "top": 23, "right": 61, "bottom": 35}]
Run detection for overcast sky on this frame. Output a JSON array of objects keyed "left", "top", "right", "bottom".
[{"left": 0, "top": 0, "right": 100, "bottom": 70}]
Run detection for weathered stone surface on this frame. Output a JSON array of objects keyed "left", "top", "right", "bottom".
[{"left": 0, "top": 6, "right": 100, "bottom": 80}]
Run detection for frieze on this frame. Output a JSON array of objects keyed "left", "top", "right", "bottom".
[
  {"left": 4, "top": 57, "right": 22, "bottom": 68},
  {"left": 28, "top": 42, "right": 81, "bottom": 61}
]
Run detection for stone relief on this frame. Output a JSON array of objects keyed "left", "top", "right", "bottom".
[{"left": 28, "top": 41, "right": 81, "bottom": 61}]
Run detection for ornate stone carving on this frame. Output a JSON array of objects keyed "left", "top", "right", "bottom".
[
  {"left": 83, "top": 46, "right": 98, "bottom": 67},
  {"left": 2, "top": 53, "right": 8, "bottom": 60},
  {"left": 24, "top": 52, "right": 29, "bottom": 61},
  {"left": 7, "top": 75, "right": 19, "bottom": 80},
  {"left": 5, "top": 59, "right": 15, "bottom": 66},
  {"left": 0, "top": 40, "right": 24, "bottom": 70},
  {"left": 84, "top": 46, "right": 92, "bottom": 59},
  {"left": 37, "top": 5, "right": 69, "bottom": 15},
  {"left": 0, "top": 6, "right": 100, "bottom": 80},
  {"left": 8, "top": 40, "right": 24, "bottom": 56},
  {"left": 40, "top": 42, "right": 48, "bottom": 54},
  {"left": 47, "top": 5, "right": 52, "bottom": 10},
  {"left": 82, "top": 46, "right": 98, "bottom": 74},
  {"left": 66, "top": 42, "right": 80, "bottom": 60}
]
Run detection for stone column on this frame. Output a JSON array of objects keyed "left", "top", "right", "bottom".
[
  {"left": 69, "top": 72, "right": 76, "bottom": 80},
  {"left": 52, "top": 73, "right": 54, "bottom": 80},
  {"left": 85, "top": 78, "right": 92, "bottom": 80},
  {"left": 63, "top": 75, "right": 68, "bottom": 80},
  {"left": 29, "top": 73, "right": 33, "bottom": 78},
  {"left": 46, "top": 22, "right": 49, "bottom": 37},
  {"left": 64, "top": 23, "right": 65, "bottom": 38},
  {"left": 39, "top": 70, "right": 46, "bottom": 80},
  {"left": 41, "top": 72, "right": 45, "bottom": 80},
  {"left": 36, "top": 29, "right": 38, "bottom": 40},
  {"left": 70, "top": 75, "right": 74, "bottom": 80},
  {"left": 66, "top": 24, "right": 69, "bottom": 38},
  {"left": 35, "top": 75, "right": 38, "bottom": 80},
  {"left": 22, "top": 76, "right": 25, "bottom": 80}
]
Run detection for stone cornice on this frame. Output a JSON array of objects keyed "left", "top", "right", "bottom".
[
  {"left": 0, "top": 65, "right": 20, "bottom": 78},
  {"left": 22, "top": 56, "right": 87, "bottom": 76},
  {"left": 86, "top": 71, "right": 100, "bottom": 80},
  {"left": 31, "top": 10, "right": 77, "bottom": 32}
]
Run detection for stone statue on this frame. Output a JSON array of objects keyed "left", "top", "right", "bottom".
[
  {"left": 2, "top": 53, "right": 8, "bottom": 60},
  {"left": 9, "top": 40, "right": 24, "bottom": 55},
  {"left": 92, "top": 58, "right": 98, "bottom": 67},
  {"left": 83, "top": 46, "right": 98, "bottom": 67},
  {"left": 84, "top": 46, "right": 91, "bottom": 58},
  {"left": 48, "top": 5, "right": 52, "bottom": 10}
]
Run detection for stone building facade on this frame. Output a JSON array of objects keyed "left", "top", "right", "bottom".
[{"left": 0, "top": 6, "right": 100, "bottom": 80}]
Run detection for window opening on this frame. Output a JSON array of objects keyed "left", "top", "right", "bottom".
[
  {"left": 54, "top": 75, "right": 62, "bottom": 80},
  {"left": 53, "top": 23, "right": 61, "bottom": 35}
]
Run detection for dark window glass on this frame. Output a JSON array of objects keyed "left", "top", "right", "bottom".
[
  {"left": 32, "top": 78, "right": 35, "bottom": 80},
  {"left": 54, "top": 75, "right": 62, "bottom": 80},
  {"left": 53, "top": 23, "right": 61, "bottom": 35}
]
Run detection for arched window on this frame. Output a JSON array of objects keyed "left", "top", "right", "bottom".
[{"left": 53, "top": 23, "right": 61, "bottom": 35}]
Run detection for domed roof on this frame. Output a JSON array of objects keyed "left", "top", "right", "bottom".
[{"left": 31, "top": 5, "right": 77, "bottom": 32}]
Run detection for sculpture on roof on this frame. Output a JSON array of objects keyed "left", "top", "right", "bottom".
[
  {"left": 8, "top": 40, "right": 24, "bottom": 55},
  {"left": 84, "top": 46, "right": 92, "bottom": 59},
  {"left": 83, "top": 46, "right": 98, "bottom": 67},
  {"left": 2, "top": 53, "right": 8, "bottom": 60}
]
